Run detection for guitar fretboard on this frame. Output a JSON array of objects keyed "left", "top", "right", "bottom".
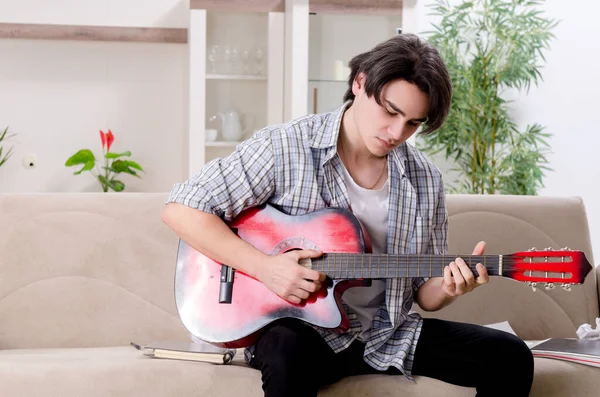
[{"left": 310, "top": 253, "right": 502, "bottom": 279}]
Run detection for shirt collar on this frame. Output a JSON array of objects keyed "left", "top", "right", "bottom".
[
  {"left": 310, "top": 101, "right": 408, "bottom": 176},
  {"left": 309, "top": 101, "right": 350, "bottom": 150}
]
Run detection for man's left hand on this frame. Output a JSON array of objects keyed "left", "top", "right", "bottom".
[{"left": 441, "top": 241, "right": 489, "bottom": 297}]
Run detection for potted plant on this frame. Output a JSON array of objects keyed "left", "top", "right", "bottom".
[
  {"left": 65, "top": 129, "right": 144, "bottom": 192},
  {"left": 417, "top": 0, "right": 558, "bottom": 195}
]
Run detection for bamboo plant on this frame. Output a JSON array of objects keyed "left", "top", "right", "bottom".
[{"left": 417, "top": 0, "right": 558, "bottom": 195}]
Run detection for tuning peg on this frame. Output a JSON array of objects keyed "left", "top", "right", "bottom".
[
  {"left": 561, "top": 283, "right": 572, "bottom": 292},
  {"left": 528, "top": 247, "right": 538, "bottom": 252},
  {"left": 527, "top": 281, "right": 537, "bottom": 292},
  {"left": 544, "top": 247, "right": 553, "bottom": 251},
  {"left": 561, "top": 247, "right": 572, "bottom": 251},
  {"left": 544, "top": 282, "right": 555, "bottom": 290}
]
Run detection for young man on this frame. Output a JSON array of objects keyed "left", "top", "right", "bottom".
[{"left": 162, "top": 34, "right": 534, "bottom": 397}]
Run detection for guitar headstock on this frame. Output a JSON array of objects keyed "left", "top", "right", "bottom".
[{"left": 503, "top": 247, "right": 593, "bottom": 292}]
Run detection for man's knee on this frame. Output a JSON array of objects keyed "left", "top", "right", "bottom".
[
  {"left": 258, "top": 324, "right": 304, "bottom": 358},
  {"left": 254, "top": 320, "right": 316, "bottom": 369},
  {"left": 498, "top": 333, "right": 533, "bottom": 366},
  {"left": 253, "top": 321, "right": 321, "bottom": 397},
  {"left": 491, "top": 332, "right": 534, "bottom": 384}
]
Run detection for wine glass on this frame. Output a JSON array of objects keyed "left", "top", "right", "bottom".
[
  {"left": 207, "top": 44, "right": 220, "bottom": 74},
  {"left": 254, "top": 47, "right": 264, "bottom": 75},
  {"left": 222, "top": 45, "right": 232, "bottom": 74},
  {"left": 230, "top": 46, "right": 239, "bottom": 74},
  {"left": 240, "top": 47, "right": 251, "bottom": 74}
]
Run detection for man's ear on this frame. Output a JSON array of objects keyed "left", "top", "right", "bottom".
[{"left": 352, "top": 72, "right": 366, "bottom": 96}]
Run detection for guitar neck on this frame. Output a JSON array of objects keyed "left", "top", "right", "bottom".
[{"left": 311, "top": 253, "right": 503, "bottom": 279}]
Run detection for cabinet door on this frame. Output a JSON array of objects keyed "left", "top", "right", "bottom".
[
  {"left": 307, "top": 9, "right": 402, "bottom": 115},
  {"left": 283, "top": 0, "right": 403, "bottom": 120},
  {"left": 188, "top": 2, "right": 284, "bottom": 176}
]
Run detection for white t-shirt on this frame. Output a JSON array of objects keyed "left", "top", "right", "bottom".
[{"left": 339, "top": 161, "right": 389, "bottom": 342}]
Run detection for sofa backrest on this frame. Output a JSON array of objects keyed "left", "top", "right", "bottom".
[
  {"left": 1, "top": 193, "right": 598, "bottom": 349},
  {"left": 417, "top": 194, "right": 599, "bottom": 341},
  {"left": 0, "top": 193, "right": 189, "bottom": 349}
]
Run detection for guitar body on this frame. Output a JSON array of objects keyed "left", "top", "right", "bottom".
[{"left": 174, "top": 204, "right": 371, "bottom": 348}]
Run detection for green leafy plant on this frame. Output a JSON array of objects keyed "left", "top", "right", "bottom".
[
  {"left": 0, "top": 126, "right": 16, "bottom": 168},
  {"left": 65, "top": 129, "right": 144, "bottom": 192},
  {"left": 417, "top": 0, "right": 558, "bottom": 195}
]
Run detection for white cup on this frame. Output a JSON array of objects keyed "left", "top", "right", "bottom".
[{"left": 205, "top": 129, "right": 218, "bottom": 142}]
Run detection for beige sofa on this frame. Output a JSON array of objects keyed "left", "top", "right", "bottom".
[{"left": 1, "top": 193, "right": 598, "bottom": 396}]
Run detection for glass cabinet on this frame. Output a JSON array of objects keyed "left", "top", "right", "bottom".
[
  {"left": 188, "top": 2, "right": 284, "bottom": 176},
  {"left": 187, "top": 1, "right": 403, "bottom": 175}
]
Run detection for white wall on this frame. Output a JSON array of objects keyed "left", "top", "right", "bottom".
[
  {"left": 510, "top": 0, "right": 600, "bottom": 262},
  {"left": 407, "top": 0, "right": 600, "bottom": 261},
  {"left": 0, "top": 0, "right": 189, "bottom": 193}
]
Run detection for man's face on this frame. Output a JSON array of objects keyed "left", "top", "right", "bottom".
[{"left": 351, "top": 75, "right": 430, "bottom": 157}]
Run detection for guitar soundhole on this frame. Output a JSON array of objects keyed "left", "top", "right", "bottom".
[{"left": 270, "top": 237, "right": 320, "bottom": 255}]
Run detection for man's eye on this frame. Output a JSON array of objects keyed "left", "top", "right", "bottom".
[
  {"left": 409, "top": 121, "right": 420, "bottom": 127},
  {"left": 385, "top": 109, "right": 396, "bottom": 116}
]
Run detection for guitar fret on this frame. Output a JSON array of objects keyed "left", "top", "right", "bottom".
[
  {"left": 429, "top": 254, "right": 432, "bottom": 277},
  {"left": 385, "top": 255, "right": 388, "bottom": 279},
  {"left": 346, "top": 254, "right": 348, "bottom": 279}
]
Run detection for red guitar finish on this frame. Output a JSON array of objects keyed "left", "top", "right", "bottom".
[{"left": 174, "top": 204, "right": 592, "bottom": 348}]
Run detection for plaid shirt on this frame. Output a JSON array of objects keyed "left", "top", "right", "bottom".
[{"left": 166, "top": 102, "right": 448, "bottom": 377}]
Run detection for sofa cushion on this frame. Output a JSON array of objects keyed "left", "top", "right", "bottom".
[
  {"left": 0, "top": 193, "right": 190, "bottom": 349},
  {"left": 1, "top": 346, "right": 597, "bottom": 397}
]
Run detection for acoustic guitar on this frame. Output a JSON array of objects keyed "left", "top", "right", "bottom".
[{"left": 173, "top": 204, "right": 592, "bottom": 348}]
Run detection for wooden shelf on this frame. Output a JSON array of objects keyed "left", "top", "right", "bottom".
[
  {"left": 310, "top": 0, "right": 403, "bottom": 15},
  {"left": 206, "top": 141, "right": 241, "bottom": 147},
  {"left": 190, "top": 0, "right": 285, "bottom": 12},
  {"left": 309, "top": 79, "right": 347, "bottom": 83},
  {"left": 207, "top": 74, "right": 267, "bottom": 81},
  {"left": 0, "top": 23, "right": 187, "bottom": 44},
  {"left": 190, "top": 0, "right": 401, "bottom": 14}
]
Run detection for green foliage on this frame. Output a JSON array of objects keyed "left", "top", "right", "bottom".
[
  {"left": 417, "top": 0, "right": 558, "bottom": 194},
  {"left": 0, "top": 126, "right": 16, "bottom": 168}
]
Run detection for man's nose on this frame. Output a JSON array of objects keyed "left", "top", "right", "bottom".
[{"left": 388, "top": 118, "right": 407, "bottom": 141}]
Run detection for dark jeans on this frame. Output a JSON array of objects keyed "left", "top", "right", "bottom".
[{"left": 249, "top": 318, "right": 534, "bottom": 397}]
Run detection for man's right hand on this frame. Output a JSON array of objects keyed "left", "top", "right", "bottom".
[{"left": 257, "top": 249, "right": 327, "bottom": 304}]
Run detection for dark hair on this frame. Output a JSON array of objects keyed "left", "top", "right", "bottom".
[{"left": 343, "top": 34, "right": 452, "bottom": 134}]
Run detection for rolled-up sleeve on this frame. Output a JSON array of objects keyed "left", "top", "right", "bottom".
[{"left": 166, "top": 130, "right": 276, "bottom": 222}]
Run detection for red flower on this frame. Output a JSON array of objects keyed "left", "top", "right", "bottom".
[
  {"left": 106, "top": 130, "right": 114, "bottom": 152},
  {"left": 99, "top": 129, "right": 115, "bottom": 152},
  {"left": 99, "top": 130, "right": 106, "bottom": 149}
]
